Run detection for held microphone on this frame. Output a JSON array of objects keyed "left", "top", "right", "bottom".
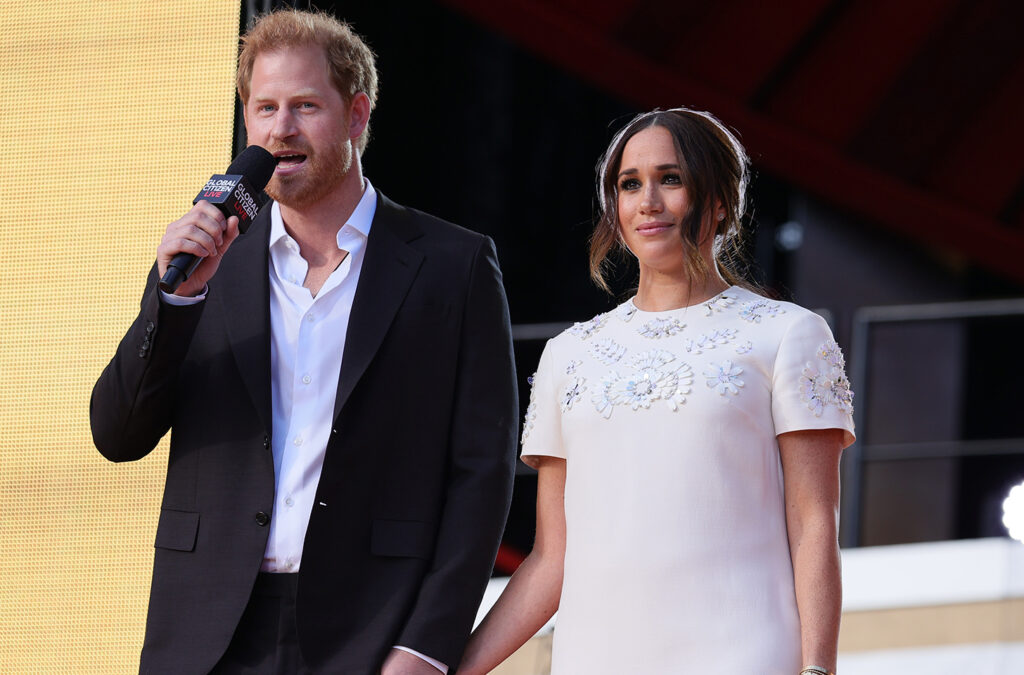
[{"left": 159, "top": 145, "right": 278, "bottom": 293}]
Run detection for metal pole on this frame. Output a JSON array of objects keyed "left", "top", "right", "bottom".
[{"left": 840, "top": 307, "right": 871, "bottom": 548}]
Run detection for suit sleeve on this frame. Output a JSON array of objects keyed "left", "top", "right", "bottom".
[
  {"left": 396, "top": 236, "right": 518, "bottom": 668},
  {"left": 89, "top": 264, "right": 206, "bottom": 462}
]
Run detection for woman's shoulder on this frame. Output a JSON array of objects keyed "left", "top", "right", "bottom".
[{"left": 726, "top": 286, "right": 828, "bottom": 332}]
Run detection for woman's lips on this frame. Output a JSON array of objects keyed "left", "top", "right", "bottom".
[{"left": 635, "top": 221, "right": 673, "bottom": 235}]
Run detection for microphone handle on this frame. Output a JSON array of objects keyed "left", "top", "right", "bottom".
[{"left": 159, "top": 252, "right": 202, "bottom": 294}]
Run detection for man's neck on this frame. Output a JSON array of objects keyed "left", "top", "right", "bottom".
[{"left": 279, "top": 163, "right": 366, "bottom": 257}]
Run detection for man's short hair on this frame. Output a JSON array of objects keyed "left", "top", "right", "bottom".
[{"left": 237, "top": 9, "right": 379, "bottom": 154}]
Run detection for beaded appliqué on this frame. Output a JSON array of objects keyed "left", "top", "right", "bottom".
[
  {"left": 703, "top": 292, "right": 737, "bottom": 316},
  {"left": 561, "top": 377, "right": 587, "bottom": 412},
  {"left": 818, "top": 340, "right": 846, "bottom": 369},
  {"left": 685, "top": 328, "right": 738, "bottom": 354},
  {"left": 588, "top": 338, "right": 627, "bottom": 365},
  {"left": 735, "top": 340, "right": 753, "bottom": 354},
  {"left": 592, "top": 349, "right": 693, "bottom": 418},
  {"left": 739, "top": 299, "right": 784, "bottom": 323},
  {"left": 617, "top": 302, "right": 638, "bottom": 322},
  {"left": 565, "top": 359, "right": 582, "bottom": 375},
  {"left": 704, "top": 360, "right": 745, "bottom": 396},
  {"left": 521, "top": 372, "right": 539, "bottom": 444},
  {"left": 638, "top": 317, "right": 685, "bottom": 339},
  {"left": 569, "top": 313, "right": 608, "bottom": 340},
  {"left": 799, "top": 340, "right": 854, "bottom": 416}
]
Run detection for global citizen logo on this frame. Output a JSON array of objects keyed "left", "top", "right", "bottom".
[
  {"left": 199, "top": 177, "right": 239, "bottom": 199},
  {"left": 231, "top": 183, "right": 259, "bottom": 222}
]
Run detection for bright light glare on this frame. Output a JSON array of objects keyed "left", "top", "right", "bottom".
[{"left": 1002, "top": 482, "right": 1024, "bottom": 543}]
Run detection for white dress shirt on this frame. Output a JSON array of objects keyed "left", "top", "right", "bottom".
[{"left": 261, "top": 183, "right": 374, "bottom": 573}]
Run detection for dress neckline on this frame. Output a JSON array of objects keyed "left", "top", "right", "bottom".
[{"left": 625, "top": 286, "right": 739, "bottom": 316}]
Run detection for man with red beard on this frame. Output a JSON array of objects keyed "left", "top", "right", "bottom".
[{"left": 90, "top": 9, "right": 517, "bottom": 675}]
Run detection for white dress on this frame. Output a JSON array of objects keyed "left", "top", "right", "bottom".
[{"left": 521, "top": 287, "right": 855, "bottom": 674}]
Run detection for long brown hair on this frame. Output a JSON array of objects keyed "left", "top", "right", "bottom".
[{"left": 590, "top": 108, "right": 752, "bottom": 293}]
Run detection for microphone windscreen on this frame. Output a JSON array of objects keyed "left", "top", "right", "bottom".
[{"left": 226, "top": 145, "right": 277, "bottom": 191}]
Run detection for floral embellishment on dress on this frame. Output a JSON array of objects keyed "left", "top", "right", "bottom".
[
  {"left": 617, "top": 301, "right": 638, "bottom": 322},
  {"left": 638, "top": 316, "right": 685, "bottom": 339},
  {"left": 685, "top": 328, "right": 738, "bottom": 354},
  {"left": 735, "top": 340, "right": 753, "bottom": 355},
  {"left": 818, "top": 340, "right": 846, "bottom": 369},
  {"left": 704, "top": 360, "right": 744, "bottom": 396},
  {"left": 565, "top": 359, "right": 582, "bottom": 375},
  {"left": 521, "top": 372, "right": 539, "bottom": 444},
  {"left": 561, "top": 377, "right": 586, "bottom": 412},
  {"left": 799, "top": 340, "right": 854, "bottom": 416},
  {"left": 592, "top": 350, "right": 693, "bottom": 418},
  {"left": 569, "top": 313, "right": 608, "bottom": 340},
  {"left": 588, "top": 338, "right": 627, "bottom": 365},
  {"left": 703, "top": 292, "right": 737, "bottom": 316},
  {"left": 738, "top": 299, "right": 784, "bottom": 323}
]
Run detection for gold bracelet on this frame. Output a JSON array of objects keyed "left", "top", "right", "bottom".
[{"left": 800, "top": 667, "right": 834, "bottom": 675}]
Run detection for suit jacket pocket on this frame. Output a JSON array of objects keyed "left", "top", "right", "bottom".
[
  {"left": 153, "top": 509, "right": 199, "bottom": 552},
  {"left": 370, "top": 519, "right": 434, "bottom": 558}
]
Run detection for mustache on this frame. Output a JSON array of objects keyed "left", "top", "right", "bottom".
[{"left": 268, "top": 143, "right": 312, "bottom": 156}]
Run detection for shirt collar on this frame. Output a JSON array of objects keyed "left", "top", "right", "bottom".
[{"left": 268, "top": 178, "right": 377, "bottom": 251}]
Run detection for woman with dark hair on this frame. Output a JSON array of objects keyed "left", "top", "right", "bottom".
[{"left": 459, "top": 108, "right": 854, "bottom": 675}]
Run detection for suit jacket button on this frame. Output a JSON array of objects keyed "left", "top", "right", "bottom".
[
  {"left": 263, "top": 435, "right": 270, "bottom": 449},
  {"left": 254, "top": 511, "right": 270, "bottom": 526}
]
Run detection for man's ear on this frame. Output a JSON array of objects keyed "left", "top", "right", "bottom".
[{"left": 348, "top": 92, "right": 371, "bottom": 141}]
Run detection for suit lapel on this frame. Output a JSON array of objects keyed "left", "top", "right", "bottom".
[
  {"left": 333, "top": 193, "right": 424, "bottom": 420},
  {"left": 214, "top": 207, "right": 273, "bottom": 435}
]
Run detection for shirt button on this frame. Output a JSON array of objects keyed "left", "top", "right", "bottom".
[
  {"left": 306, "top": 314, "right": 316, "bottom": 322},
  {"left": 285, "top": 497, "right": 294, "bottom": 507},
  {"left": 254, "top": 512, "right": 270, "bottom": 526},
  {"left": 302, "top": 374, "right": 312, "bottom": 385},
  {"left": 293, "top": 436, "right": 303, "bottom": 446}
]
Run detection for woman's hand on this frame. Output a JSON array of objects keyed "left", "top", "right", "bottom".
[{"left": 458, "top": 457, "right": 566, "bottom": 675}]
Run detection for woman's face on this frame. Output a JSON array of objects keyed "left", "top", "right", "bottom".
[{"left": 616, "top": 125, "right": 694, "bottom": 274}]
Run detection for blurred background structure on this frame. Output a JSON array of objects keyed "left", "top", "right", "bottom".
[{"left": 2, "top": 0, "right": 1023, "bottom": 672}]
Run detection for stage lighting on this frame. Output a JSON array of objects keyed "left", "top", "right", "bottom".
[{"left": 1002, "top": 481, "right": 1024, "bottom": 543}]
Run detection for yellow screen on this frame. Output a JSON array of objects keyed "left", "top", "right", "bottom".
[{"left": 0, "top": 1, "right": 241, "bottom": 671}]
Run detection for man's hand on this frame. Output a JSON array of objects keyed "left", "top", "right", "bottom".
[
  {"left": 380, "top": 648, "right": 444, "bottom": 675},
  {"left": 156, "top": 201, "right": 240, "bottom": 297}
]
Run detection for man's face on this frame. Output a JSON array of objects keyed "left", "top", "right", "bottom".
[{"left": 243, "top": 45, "right": 354, "bottom": 208}]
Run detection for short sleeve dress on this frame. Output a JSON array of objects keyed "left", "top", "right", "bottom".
[{"left": 521, "top": 287, "right": 855, "bottom": 674}]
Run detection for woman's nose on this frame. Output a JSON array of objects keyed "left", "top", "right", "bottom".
[{"left": 640, "top": 186, "right": 662, "bottom": 213}]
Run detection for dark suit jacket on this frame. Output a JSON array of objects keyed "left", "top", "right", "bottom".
[{"left": 90, "top": 193, "right": 518, "bottom": 674}]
